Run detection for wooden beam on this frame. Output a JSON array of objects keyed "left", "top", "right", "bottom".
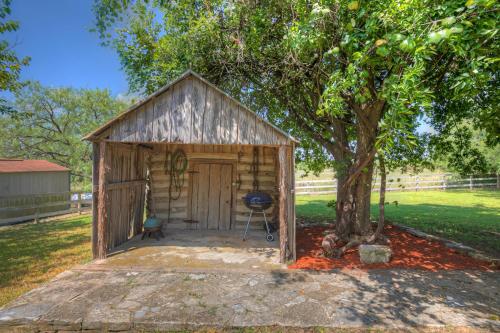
[
  {"left": 278, "top": 145, "right": 288, "bottom": 263},
  {"left": 96, "top": 141, "right": 109, "bottom": 259},
  {"left": 91, "top": 142, "right": 99, "bottom": 258},
  {"left": 107, "top": 179, "right": 146, "bottom": 191},
  {"left": 104, "top": 141, "right": 136, "bottom": 152},
  {"left": 290, "top": 143, "right": 296, "bottom": 261}
]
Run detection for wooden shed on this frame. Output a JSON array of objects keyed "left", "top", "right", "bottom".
[
  {"left": 84, "top": 71, "right": 297, "bottom": 263},
  {"left": 0, "top": 159, "right": 70, "bottom": 225}
]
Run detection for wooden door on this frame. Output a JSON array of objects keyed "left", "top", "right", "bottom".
[{"left": 189, "top": 163, "right": 233, "bottom": 230}]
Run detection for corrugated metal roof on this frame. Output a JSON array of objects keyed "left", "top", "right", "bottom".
[{"left": 0, "top": 159, "right": 69, "bottom": 173}]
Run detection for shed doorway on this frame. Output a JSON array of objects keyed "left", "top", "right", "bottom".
[{"left": 188, "top": 161, "right": 235, "bottom": 230}]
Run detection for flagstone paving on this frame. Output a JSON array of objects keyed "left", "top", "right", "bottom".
[{"left": 0, "top": 267, "right": 498, "bottom": 332}]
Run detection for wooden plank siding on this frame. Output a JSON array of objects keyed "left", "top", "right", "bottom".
[
  {"left": 92, "top": 142, "right": 148, "bottom": 259},
  {"left": 98, "top": 73, "right": 291, "bottom": 146},
  {"left": 86, "top": 71, "right": 296, "bottom": 261},
  {"left": 148, "top": 144, "right": 278, "bottom": 232}
]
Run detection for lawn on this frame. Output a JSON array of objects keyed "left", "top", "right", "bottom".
[
  {"left": 0, "top": 215, "right": 92, "bottom": 307},
  {"left": 1, "top": 190, "right": 498, "bottom": 307},
  {"left": 297, "top": 190, "right": 500, "bottom": 257}
]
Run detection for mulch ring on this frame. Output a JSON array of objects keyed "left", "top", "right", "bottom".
[{"left": 288, "top": 224, "right": 496, "bottom": 271}]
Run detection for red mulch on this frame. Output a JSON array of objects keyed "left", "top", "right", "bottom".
[{"left": 288, "top": 224, "right": 496, "bottom": 271}]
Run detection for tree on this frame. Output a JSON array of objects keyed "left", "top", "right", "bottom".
[
  {"left": 0, "top": 82, "right": 129, "bottom": 187},
  {"left": 93, "top": 0, "right": 499, "bottom": 255},
  {"left": 0, "top": 0, "right": 30, "bottom": 113}
]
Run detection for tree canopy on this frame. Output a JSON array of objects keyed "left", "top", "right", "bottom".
[
  {"left": 0, "top": 82, "right": 129, "bottom": 187},
  {"left": 0, "top": 0, "right": 30, "bottom": 113},
  {"left": 93, "top": 0, "right": 499, "bottom": 250}
]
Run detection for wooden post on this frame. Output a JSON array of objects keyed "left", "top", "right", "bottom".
[
  {"left": 497, "top": 174, "right": 500, "bottom": 189},
  {"left": 278, "top": 145, "right": 288, "bottom": 263},
  {"left": 77, "top": 192, "right": 82, "bottom": 214},
  {"left": 469, "top": 175, "right": 473, "bottom": 190},
  {"left": 442, "top": 174, "right": 446, "bottom": 190},
  {"left": 95, "top": 141, "right": 109, "bottom": 259},
  {"left": 290, "top": 143, "right": 296, "bottom": 262},
  {"left": 415, "top": 176, "right": 419, "bottom": 192},
  {"left": 91, "top": 142, "right": 99, "bottom": 258}
]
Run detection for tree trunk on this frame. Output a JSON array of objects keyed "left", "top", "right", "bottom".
[
  {"left": 376, "top": 154, "right": 386, "bottom": 237},
  {"left": 335, "top": 160, "right": 375, "bottom": 238},
  {"left": 322, "top": 102, "right": 385, "bottom": 258}
]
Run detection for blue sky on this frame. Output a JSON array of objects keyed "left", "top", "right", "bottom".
[{"left": 6, "top": 0, "right": 127, "bottom": 97}]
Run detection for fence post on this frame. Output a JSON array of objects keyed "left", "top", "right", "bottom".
[
  {"left": 497, "top": 174, "right": 499, "bottom": 189},
  {"left": 415, "top": 176, "right": 419, "bottom": 192},
  {"left": 442, "top": 175, "right": 446, "bottom": 190},
  {"left": 469, "top": 175, "right": 473, "bottom": 190},
  {"left": 77, "top": 192, "right": 82, "bottom": 215}
]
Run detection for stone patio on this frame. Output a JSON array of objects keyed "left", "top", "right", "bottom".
[
  {"left": 90, "top": 229, "right": 283, "bottom": 272},
  {"left": 1, "top": 229, "right": 499, "bottom": 332}
]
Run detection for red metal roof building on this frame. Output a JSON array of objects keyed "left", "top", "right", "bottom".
[
  {"left": 0, "top": 159, "right": 69, "bottom": 173},
  {"left": 0, "top": 159, "right": 70, "bottom": 224}
]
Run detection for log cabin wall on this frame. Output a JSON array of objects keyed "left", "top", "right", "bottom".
[{"left": 148, "top": 143, "right": 278, "bottom": 232}]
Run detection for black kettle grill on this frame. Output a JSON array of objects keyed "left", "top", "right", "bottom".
[{"left": 242, "top": 191, "right": 274, "bottom": 242}]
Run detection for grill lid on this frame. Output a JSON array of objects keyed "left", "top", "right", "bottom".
[{"left": 243, "top": 191, "right": 273, "bottom": 210}]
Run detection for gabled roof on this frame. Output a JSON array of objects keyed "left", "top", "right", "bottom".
[
  {"left": 84, "top": 70, "right": 297, "bottom": 145},
  {"left": 0, "top": 159, "right": 69, "bottom": 173}
]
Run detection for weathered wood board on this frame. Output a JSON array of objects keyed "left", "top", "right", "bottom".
[{"left": 92, "top": 73, "right": 292, "bottom": 146}]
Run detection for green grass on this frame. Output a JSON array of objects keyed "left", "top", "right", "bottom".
[
  {"left": 297, "top": 190, "right": 500, "bottom": 257},
  {"left": 0, "top": 215, "right": 92, "bottom": 307},
  {"left": 1, "top": 190, "right": 498, "bottom": 307}
]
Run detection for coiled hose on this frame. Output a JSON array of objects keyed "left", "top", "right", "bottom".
[{"left": 165, "top": 148, "right": 188, "bottom": 222}]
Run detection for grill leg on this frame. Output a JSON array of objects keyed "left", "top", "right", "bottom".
[
  {"left": 243, "top": 209, "right": 253, "bottom": 241},
  {"left": 262, "top": 211, "right": 274, "bottom": 242}
]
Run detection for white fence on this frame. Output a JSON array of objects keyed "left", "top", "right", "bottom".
[{"left": 295, "top": 174, "right": 500, "bottom": 195}]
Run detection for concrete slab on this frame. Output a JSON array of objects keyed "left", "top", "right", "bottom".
[
  {"left": 86, "top": 229, "right": 283, "bottom": 272},
  {"left": 0, "top": 269, "right": 499, "bottom": 332}
]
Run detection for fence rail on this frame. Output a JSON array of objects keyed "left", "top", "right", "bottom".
[
  {"left": 296, "top": 174, "right": 500, "bottom": 195},
  {"left": 0, "top": 191, "right": 92, "bottom": 226},
  {"left": 2, "top": 173, "right": 499, "bottom": 224}
]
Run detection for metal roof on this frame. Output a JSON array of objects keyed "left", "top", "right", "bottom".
[{"left": 0, "top": 159, "right": 69, "bottom": 173}]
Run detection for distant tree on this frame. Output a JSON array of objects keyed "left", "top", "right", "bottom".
[
  {"left": 0, "top": 82, "right": 129, "bottom": 187},
  {"left": 93, "top": 0, "right": 499, "bottom": 255},
  {"left": 0, "top": 0, "right": 30, "bottom": 113}
]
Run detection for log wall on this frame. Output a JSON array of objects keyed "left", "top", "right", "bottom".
[{"left": 149, "top": 144, "right": 278, "bottom": 231}]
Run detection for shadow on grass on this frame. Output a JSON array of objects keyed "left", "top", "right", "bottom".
[{"left": 0, "top": 216, "right": 92, "bottom": 289}]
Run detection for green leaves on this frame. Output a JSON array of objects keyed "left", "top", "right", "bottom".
[
  {"left": 91, "top": 0, "right": 499, "bottom": 178},
  {"left": 0, "top": 82, "right": 129, "bottom": 187},
  {"left": 375, "top": 46, "right": 389, "bottom": 57},
  {"left": 0, "top": 0, "right": 30, "bottom": 98},
  {"left": 399, "top": 39, "right": 416, "bottom": 52}
]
